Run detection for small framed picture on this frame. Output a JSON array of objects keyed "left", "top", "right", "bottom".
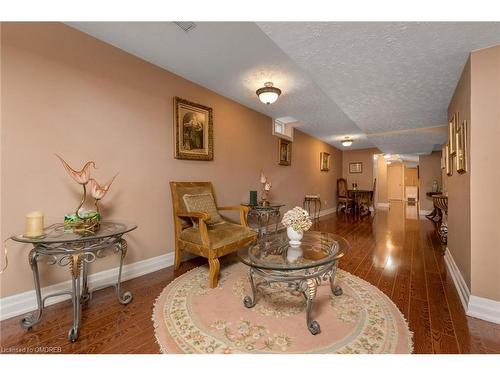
[
  {"left": 456, "top": 120, "right": 468, "bottom": 174},
  {"left": 278, "top": 138, "right": 292, "bottom": 166},
  {"left": 448, "top": 113, "right": 458, "bottom": 156},
  {"left": 320, "top": 152, "right": 330, "bottom": 171},
  {"left": 445, "top": 143, "right": 453, "bottom": 176},
  {"left": 349, "top": 162, "right": 363, "bottom": 174}
]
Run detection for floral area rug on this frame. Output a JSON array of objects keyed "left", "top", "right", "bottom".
[{"left": 152, "top": 262, "right": 413, "bottom": 354}]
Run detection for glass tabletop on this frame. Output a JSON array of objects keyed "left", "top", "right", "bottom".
[
  {"left": 242, "top": 203, "right": 284, "bottom": 210},
  {"left": 237, "top": 231, "right": 349, "bottom": 271},
  {"left": 11, "top": 220, "right": 137, "bottom": 244}
]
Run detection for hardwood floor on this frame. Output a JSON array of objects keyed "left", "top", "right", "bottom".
[{"left": 1, "top": 201, "right": 499, "bottom": 354}]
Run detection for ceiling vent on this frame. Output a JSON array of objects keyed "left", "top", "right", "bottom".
[{"left": 173, "top": 22, "right": 197, "bottom": 33}]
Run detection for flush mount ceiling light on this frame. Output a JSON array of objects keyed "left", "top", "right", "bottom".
[
  {"left": 256, "top": 82, "right": 281, "bottom": 105},
  {"left": 341, "top": 137, "right": 353, "bottom": 147}
]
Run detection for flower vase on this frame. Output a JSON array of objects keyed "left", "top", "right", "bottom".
[{"left": 287, "top": 227, "right": 303, "bottom": 248}]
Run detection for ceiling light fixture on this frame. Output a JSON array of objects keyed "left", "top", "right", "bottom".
[
  {"left": 256, "top": 82, "right": 281, "bottom": 105},
  {"left": 341, "top": 137, "right": 353, "bottom": 147}
]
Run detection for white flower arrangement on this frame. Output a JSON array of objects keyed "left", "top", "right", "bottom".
[{"left": 281, "top": 206, "right": 312, "bottom": 232}]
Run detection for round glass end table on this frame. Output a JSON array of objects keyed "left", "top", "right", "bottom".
[
  {"left": 237, "top": 231, "right": 349, "bottom": 335},
  {"left": 241, "top": 202, "right": 284, "bottom": 238},
  {"left": 11, "top": 220, "right": 137, "bottom": 342}
]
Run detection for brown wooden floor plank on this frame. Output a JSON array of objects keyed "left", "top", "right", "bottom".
[
  {"left": 431, "top": 329, "right": 460, "bottom": 354},
  {"left": 409, "top": 297, "right": 433, "bottom": 353}
]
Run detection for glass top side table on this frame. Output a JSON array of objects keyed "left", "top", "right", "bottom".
[
  {"left": 237, "top": 230, "right": 349, "bottom": 335},
  {"left": 10, "top": 220, "right": 137, "bottom": 342},
  {"left": 241, "top": 203, "right": 284, "bottom": 238}
]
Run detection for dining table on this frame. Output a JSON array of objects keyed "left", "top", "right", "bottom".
[{"left": 347, "top": 189, "right": 373, "bottom": 217}]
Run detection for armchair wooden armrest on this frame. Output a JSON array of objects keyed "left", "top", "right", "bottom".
[
  {"left": 177, "top": 211, "right": 211, "bottom": 221},
  {"left": 217, "top": 205, "right": 250, "bottom": 227},
  {"left": 176, "top": 211, "right": 211, "bottom": 247}
]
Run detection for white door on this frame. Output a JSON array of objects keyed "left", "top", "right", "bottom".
[{"left": 388, "top": 163, "right": 404, "bottom": 200}]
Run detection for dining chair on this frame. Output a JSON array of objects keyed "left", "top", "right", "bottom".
[{"left": 336, "top": 178, "right": 353, "bottom": 213}]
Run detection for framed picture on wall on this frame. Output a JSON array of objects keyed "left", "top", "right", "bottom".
[
  {"left": 320, "top": 152, "right": 330, "bottom": 171},
  {"left": 349, "top": 162, "right": 363, "bottom": 174},
  {"left": 456, "top": 120, "right": 468, "bottom": 173},
  {"left": 173, "top": 97, "right": 213, "bottom": 161},
  {"left": 445, "top": 143, "right": 453, "bottom": 176},
  {"left": 448, "top": 113, "right": 458, "bottom": 156},
  {"left": 278, "top": 138, "right": 292, "bottom": 166}
]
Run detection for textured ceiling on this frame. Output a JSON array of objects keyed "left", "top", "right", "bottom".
[
  {"left": 67, "top": 22, "right": 500, "bottom": 153},
  {"left": 67, "top": 22, "right": 373, "bottom": 149},
  {"left": 258, "top": 22, "right": 500, "bottom": 135}
]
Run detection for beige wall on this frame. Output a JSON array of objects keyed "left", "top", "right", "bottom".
[
  {"left": 375, "top": 155, "right": 388, "bottom": 205},
  {"left": 470, "top": 45, "right": 500, "bottom": 301},
  {"left": 342, "top": 148, "right": 378, "bottom": 190},
  {"left": 447, "top": 46, "right": 500, "bottom": 302},
  {"left": 447, "top": 57, "right": 472, "bottom": 288},
  {"left": 419, "top": 151, "right": 443, "bottom": 211},
  {"left": 0, "top": 23, "right": 342, "bottom": 298}
]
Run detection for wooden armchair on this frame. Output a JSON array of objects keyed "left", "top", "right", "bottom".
[{"left": 170, "top": 182, "right": 257, "bottom": 288}]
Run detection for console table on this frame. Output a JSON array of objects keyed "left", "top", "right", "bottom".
[
  {"left": 303, "top": 195, "right": 321, "bottom": 222},
  {"left": 432, "top": 195, "right": 448, "bottom": 244},
  {"left": 425, "top": 191, "right": 443, "bottom": 222},
  {"left": 242, "top": 203, "right": 284, "bottom": 238},
  {"left": 11, "top": 220, "right": 137, "bottom": 342}
]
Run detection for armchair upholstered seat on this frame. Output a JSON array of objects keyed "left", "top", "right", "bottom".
[
  {"left": 170, "top": 181, "right": 257, "bottom": 288},
  {"left": 179, "top": 222, "right": 256, "bottom": 250}
]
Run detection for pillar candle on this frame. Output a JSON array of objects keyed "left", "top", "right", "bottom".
[{"left": 25, "top": 211, "right": 44, "bottom": 238}]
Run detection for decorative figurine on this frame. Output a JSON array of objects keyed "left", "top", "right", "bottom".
[
  {"left": 259, "top": 171, "right": 272, "bottom": 206},
  {"left": 57, "top": 155, "right": 116, "bottom": 234}
]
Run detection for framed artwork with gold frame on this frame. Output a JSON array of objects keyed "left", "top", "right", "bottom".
[
  {"left": 278, "top": 138, "right": 292, "bottom": 166},
  {"left": 320, "top": 152, "right": 330, "bottom": 171},
  {"left": 445, "top": 143, "right": 453, "bottom": 176},
  {"left": 456, "top": 120, "right": 468, "bottom": 173},
  {"left": 173, "top": 97, "right": 213, "bottom": 161},
  {"left": 349, "top": 162, "right": 363, "bottom": 174},
  {"left": 448, "top": 113, "right": 458, "bottom": 156}
]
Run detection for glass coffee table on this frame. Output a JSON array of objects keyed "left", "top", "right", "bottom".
[{"left": 237, "top": 231, "right": 349, "bottom": 335}]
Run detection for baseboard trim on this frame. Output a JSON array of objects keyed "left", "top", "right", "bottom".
[
  {"left": 0, "top": 251, "right": 177, "bottom": 321},
  {"left": 467, "top": 295, "right": 500, "bottom": 324},
  {"left": 419, "top": 209, "right": 433, "bottom": 216},
  {"left": 443, "top": 247, "right": 470, "bottom": 311},
  {"left": 319, "top": 206, "right": 337, "bottom": 217}
]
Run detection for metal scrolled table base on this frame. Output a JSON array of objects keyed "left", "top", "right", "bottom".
[
  {"left": 243, "top": 261, "right": 342, "bottom": 335},
  {"left": 20, "top": 237, "right": 133, "bottom": 342},
  {"left": 247, "top": 208, "right": 281, "bottom": 239}
]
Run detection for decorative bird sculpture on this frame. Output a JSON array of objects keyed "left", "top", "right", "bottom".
[
  {"left": 56, "top": 154, "right": 96, "bottom": 185},
  {"left": 89, "top": 175, "right": 117, "bottom": 215},
  {"left": 56, "top": 155, "right": 97, "bottom": 218}
]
